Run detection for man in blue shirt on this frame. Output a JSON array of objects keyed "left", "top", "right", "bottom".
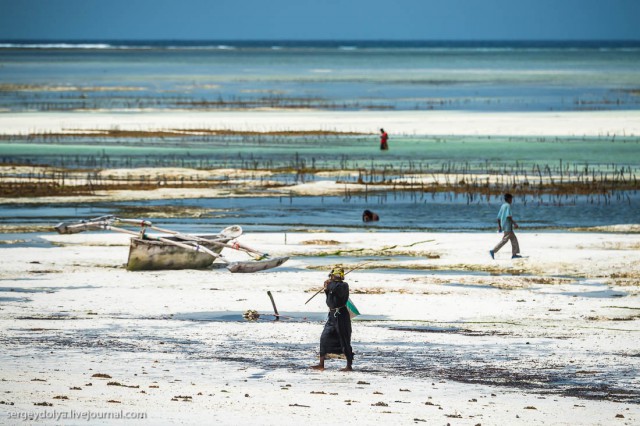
[{"left": 490, "top": 193, "right": 522, "bottom": 259}]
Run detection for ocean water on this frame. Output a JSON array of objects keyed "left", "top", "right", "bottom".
[
  {"left": 1, "top": 40, "right": 639, "bottom": 234},
  {"left": 1, "top": 191, "right": 638, "bottom": 236},
  {"left": 1, "top": 40, "right": 640, "bottom": 112},
  {"left": 2, "top": 134, "right": 640, "bottom": 170}
]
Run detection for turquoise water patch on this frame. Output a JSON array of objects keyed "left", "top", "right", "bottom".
[{"left": 2, "top": 135, "right": 639, "bottom": 169}]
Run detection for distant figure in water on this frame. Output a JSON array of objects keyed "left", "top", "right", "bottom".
[
  {"left": 490, "top": 193, "right": 523, "bottom": 260},
  {"left": 379, "top": 128, "right": 389, "bottom": 150},
  {"left": 362, "top": 210, "right": 379, "bottom": 222},
  {"left": 310, "top": 266, "right": 354, "bottom": 371}
]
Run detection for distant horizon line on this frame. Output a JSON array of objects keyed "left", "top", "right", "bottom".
[{"left": 1, "top": 38, "right": 639, "bottom": 43}]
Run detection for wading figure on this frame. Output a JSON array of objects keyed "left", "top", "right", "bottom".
[
  {"left": 379, "top": 128, "right": 389, "bottom": 150},
  {"left": 362, "top": 209, "right": 379, "bottom": 222},
  {"left": 311, "top": 266, "right": 354, "bottom": 371},
  {"left": 490, "top": 193, "right": 522, "bottom": 259}
]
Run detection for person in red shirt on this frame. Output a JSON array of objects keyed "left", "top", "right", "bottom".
[{"left": 379, "top": 128, "right": 389, "bottom": 150}]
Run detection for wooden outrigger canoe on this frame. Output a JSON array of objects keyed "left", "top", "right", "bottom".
[{"left": 55, "top": 217, "right": 288, "bottom": 273}]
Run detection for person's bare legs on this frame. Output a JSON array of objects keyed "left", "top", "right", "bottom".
[
  {"left": 340, "top": 360, "right": 353, "bottom": 372},
  {"left": 310, "top": 355, "right": 325, "bottom": 370}
]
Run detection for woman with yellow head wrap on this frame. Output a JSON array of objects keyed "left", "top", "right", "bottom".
[{"left": 310, "top": 265, "right": 354, "bottom": 371}]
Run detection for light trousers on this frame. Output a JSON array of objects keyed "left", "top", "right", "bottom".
[{"left": 493, "top": 231, "right": 520, "bottom": 256}]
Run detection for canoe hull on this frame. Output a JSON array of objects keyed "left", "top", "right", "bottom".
[{"left": 126, "top": 235, "right": 226, "bottom": 271}]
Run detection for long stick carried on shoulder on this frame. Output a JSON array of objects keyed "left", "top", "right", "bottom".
[{"left": 304, "top": 261, "right": 374, "bottom": 305}]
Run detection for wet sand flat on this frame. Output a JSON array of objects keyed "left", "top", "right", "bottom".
[{"left": 1, "top": 231, "right": 639, "bottom": 424}]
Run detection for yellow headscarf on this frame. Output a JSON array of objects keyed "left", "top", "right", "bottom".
[{"left": 329, "top": 266, "right": 345, "bottom": 280}]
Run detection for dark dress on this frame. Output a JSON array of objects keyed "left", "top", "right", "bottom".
[{"left": 319, "top": 279, "right": 354, "bottom": 362}]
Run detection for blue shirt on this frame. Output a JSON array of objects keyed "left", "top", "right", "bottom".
[{"left": 497, "top": 202, "right": 513, "bottom": 232}]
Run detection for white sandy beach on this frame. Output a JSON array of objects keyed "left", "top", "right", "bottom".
[
  {"left": 1, "top": 110, "right": 639, "bottom": 137},
  {"left": 0, "top": 109, "right": 638, "bottom": 424},
  {"left": 1, "top": 230, "right": 639, "bottom": 425}
]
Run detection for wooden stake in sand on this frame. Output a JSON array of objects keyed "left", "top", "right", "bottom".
[{"left": 267, "top": 291, "right": 280, "bottom": 320}]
